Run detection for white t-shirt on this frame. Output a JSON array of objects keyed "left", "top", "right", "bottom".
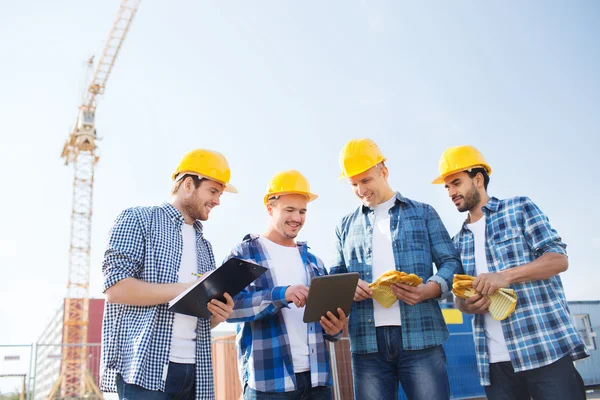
[
  {"left": 169, "top": 223, "right": 198, "bottom": 363},
  {"left": 371, "top": 195, "right": 402, "bottom": 327},
  {"left": 467, "top": 216, "right": 511, "bottom": 363},
  {"left": 259, "top": 236, "right": 310, "bottom": 373}
]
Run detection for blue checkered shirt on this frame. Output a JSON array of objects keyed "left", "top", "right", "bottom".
[
  {"left": 100, "top": 202, "right": 216, "bottom": 399},
  {"left": 453, "top": 196, "right": 589, "bottom": 386},
  {"left": 225, "top": 234, "right": 340, "bottom": 393},
  {"left": 330, "top": 192, "right": 463, "bottom": 353}
]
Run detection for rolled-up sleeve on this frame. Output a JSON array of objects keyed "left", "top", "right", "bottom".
[
  {"left": 521, "top": 197, "right": 567, "bottom": 258},
  {"left": 426, "top": 205, "right": 463, "bottom": 299},
  {"left": 329, "top": 223, "right": 348, "bottom": 275},
  {"left": 102, "top": 208, "right": 144, "bottom": 292}
]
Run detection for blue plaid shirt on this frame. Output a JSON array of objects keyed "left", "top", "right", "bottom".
[
  {"left": 225, "top": 234, "right": 340, "bottom": 393},
  {"left": 330, "top": 192, "right": 462, "bottom": 353},
  {"left": 100, "top": 202, "right": 216, "bottom": 399},
  {"left": 453, "top": 196, "right": 589, "bottom": 386}
]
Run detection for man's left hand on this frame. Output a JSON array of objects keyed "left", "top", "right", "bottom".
[
  {"left": 320, "top": 308, "right": 348, "bottom": 336},
  {"left": 472, "top": 272, "right": 509, "bottom": 296},
  {"left": 208, "top": 292, "right": 234, "bottom": 326},
  {"left": 391, "top": 283, "right": 435, "bottom": 306}
]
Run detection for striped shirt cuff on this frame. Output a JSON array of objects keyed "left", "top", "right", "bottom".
[
  {"left": 272, "top": 286, "right": 290, "bottom": 309},
  {"left": 427, "top": 275, "right": 448, "bottom": 301}
]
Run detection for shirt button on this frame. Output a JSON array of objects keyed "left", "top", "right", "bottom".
[
  {"left": 368, "top": 319, "right": 372, "bottom": 323},
  {"left": 366, "top": 272, "right": 370, "bottom": 276}
]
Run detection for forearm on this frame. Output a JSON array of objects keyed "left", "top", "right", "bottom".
[
  {"left": 423, "top": 281, "right": 442, "bottom": 300},
  {"left": 500, "top": 252, "right": 568, "bottom": 285},
  {"left": 454, "top": 297, "right": 467, "bottom": 313},
  {"left": 228, "top": 286, "right": 289, "bottom": 322},
  {"left": 427, "top": 206, "right": 463, "bottom": 298},
  {"left": 105, "top": 278, "right": 187, "bottom": 306}
]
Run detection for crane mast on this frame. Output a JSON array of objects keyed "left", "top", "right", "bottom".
[{"left": 54, "top": 1, "right": 141, "bottom": 398}]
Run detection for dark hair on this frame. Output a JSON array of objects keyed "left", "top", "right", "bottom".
[
  {"left": 466, "top": 168, "right": 490, "bottom": 191},
  {"left": 171, "top": 174, "right": 206, "bottom": 195}
]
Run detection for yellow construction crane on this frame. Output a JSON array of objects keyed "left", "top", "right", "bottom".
[{"left": 52, "top": 1, "right": 141, "bottom": 398}]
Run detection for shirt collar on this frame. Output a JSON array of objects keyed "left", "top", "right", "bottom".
[
  {"left": 160, "top": 202, "right": 204, "bottom": 232},
  {"left": 361, "top": 191, "right": 407, "bottom": 214},
  {"left": 482, "top": 196, "right": 500, "bottom": 213},
  {"left": 460, "top": 196, "right": 499, "bottom": 231},
  {"left": 243, "top": 233, "right": 308, "bottom": 249}
]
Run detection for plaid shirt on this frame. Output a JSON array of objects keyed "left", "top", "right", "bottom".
[
  {"left": 100, "top": 202, "right": 216, "bottom": 399},
  {"left": 330, "top": 192, "right": 462, "bottom": 353},
  {"left": 225, "top": 234, "right": 340, "bottom": 393},
  {"left": 453, "top": 196, "right": 589, "bottom": 386}
]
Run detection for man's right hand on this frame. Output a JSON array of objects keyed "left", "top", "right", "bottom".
[
  {"left": 285, "top": 285, "right": 309, "bottom": 308},
  {"left": 354, "top": 279, "right": 373, "bottom": 301},
  {"left": 457, "top": 294, "right": 491, "bottom": 314}
]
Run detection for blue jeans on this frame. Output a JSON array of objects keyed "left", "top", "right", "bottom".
[
  {"left": 116, "top": 362, "right": 195, "bottom": 400},
  {"left": 485, "top": 355, "right": 585, "bottom": 400},
  {"left": 352, "top": 326, "right": 450, "bottom": 400},
  {"left": 243, "top": 371, "right": 332, "bottom": 400}
]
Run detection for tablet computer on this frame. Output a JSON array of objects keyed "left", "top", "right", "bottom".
[{"left": 303, "top": 272, "right": 359, "bottom": 323}]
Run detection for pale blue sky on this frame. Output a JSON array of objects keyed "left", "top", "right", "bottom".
[{"left": 0, "top": 0, "right": 598, "bottom": 382}]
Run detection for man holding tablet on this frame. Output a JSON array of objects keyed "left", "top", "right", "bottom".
[{"left": 225, "top": 170, "right": 347, "bottom": 400}]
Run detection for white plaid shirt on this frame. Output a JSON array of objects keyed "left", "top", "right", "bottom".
[
  {"left": 100, "top": 202, "right": 215, "bottom": 399},
  {"left": 453, "top": 196, "right": 588, "bottom": 386}
]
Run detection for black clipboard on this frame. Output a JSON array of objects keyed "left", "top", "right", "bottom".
[
  {"left": 303, "top": 272, "right": 359, "bottom": 323},
  {"left": 168, "top": 257, "right": 267, "bottom": 319}
]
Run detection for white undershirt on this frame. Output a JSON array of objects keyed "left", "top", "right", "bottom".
[
  {"left": 259, "top": 236, "right": 310, "bottom": 373},
  {"left": 372, "top": 195, "right": 402, "bottom": 327},
  {"left": 467, "top": 216, "right": 511, "bottom": 363},
  {"left": 169, "top": 223, "right": 198, "bottom": 363}
]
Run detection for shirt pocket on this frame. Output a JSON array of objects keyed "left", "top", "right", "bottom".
[
  {"left": 400, "top": 223, "right": 432, "bottom": 277},
  {"left": 490, "top": 228, "right": 526, "bottom": 269},
  {"left": 402, "top": 218, "right": 429, "bottom": 250},
  {"left": 145, "top": 236, "right": 179, "bottom": 284}
]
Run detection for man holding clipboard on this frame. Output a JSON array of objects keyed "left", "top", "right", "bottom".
[
  {"left": 100, "top": 149, "right": 237, "bottom": 400},
  {"left": 225, "top": 170, "right": 347, "bottom": 400}
]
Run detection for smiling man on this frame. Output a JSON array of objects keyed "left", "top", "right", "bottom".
[
  {"left": 100, "top": 149, "right": 237, "bottom": 400},
  {"left": 330, "top": 138, "right": 462, "bottom": 400},
  {"left": 225, "top": 170, "right": 347, "bottom": 400},
  {"left": 433, "top": 145, "right": 588, "bottom": 400}
]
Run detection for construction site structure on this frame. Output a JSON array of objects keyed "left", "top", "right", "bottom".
[
  {"left": 54, "top": 0, "right": 141, "bottom": 398},
  {"left": 32, "top": 300, "right": 105, "bottom": 400}
]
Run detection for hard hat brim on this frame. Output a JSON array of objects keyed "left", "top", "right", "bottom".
[
  {"left": 431, "top": 164, "right": 492, "bottom": 185},
  {"left": 264, "top": 191, "right": 318, "bottom": 205},
  {"left": 174, "top": 172, "right": 238, "bottom": 193},
  {"left": 224, "top": 183, "right": 238, "bottom": 193},
  {"left": 338, "top": 158, "right": 387, "bottom": 180},
  {"left": 431, "top": 175, "right": 445, "bottom": 184}
]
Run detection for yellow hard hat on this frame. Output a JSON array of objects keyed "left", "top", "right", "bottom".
[
  {"left": 432, "top": 145, "right": 492, "bottom": 184},
  {"left": 338, "top": 138, "right": 387, "bottom": 179},
  {"left": 264, "top": 170, "right": 318, "bottom": 205},
  {"left": 172, "top": 149, "right": 238, "bottom": 193}
]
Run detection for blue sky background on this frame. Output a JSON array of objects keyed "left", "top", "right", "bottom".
[{"left": 0, "top": 0, "right": 598, "bottom": 386}]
